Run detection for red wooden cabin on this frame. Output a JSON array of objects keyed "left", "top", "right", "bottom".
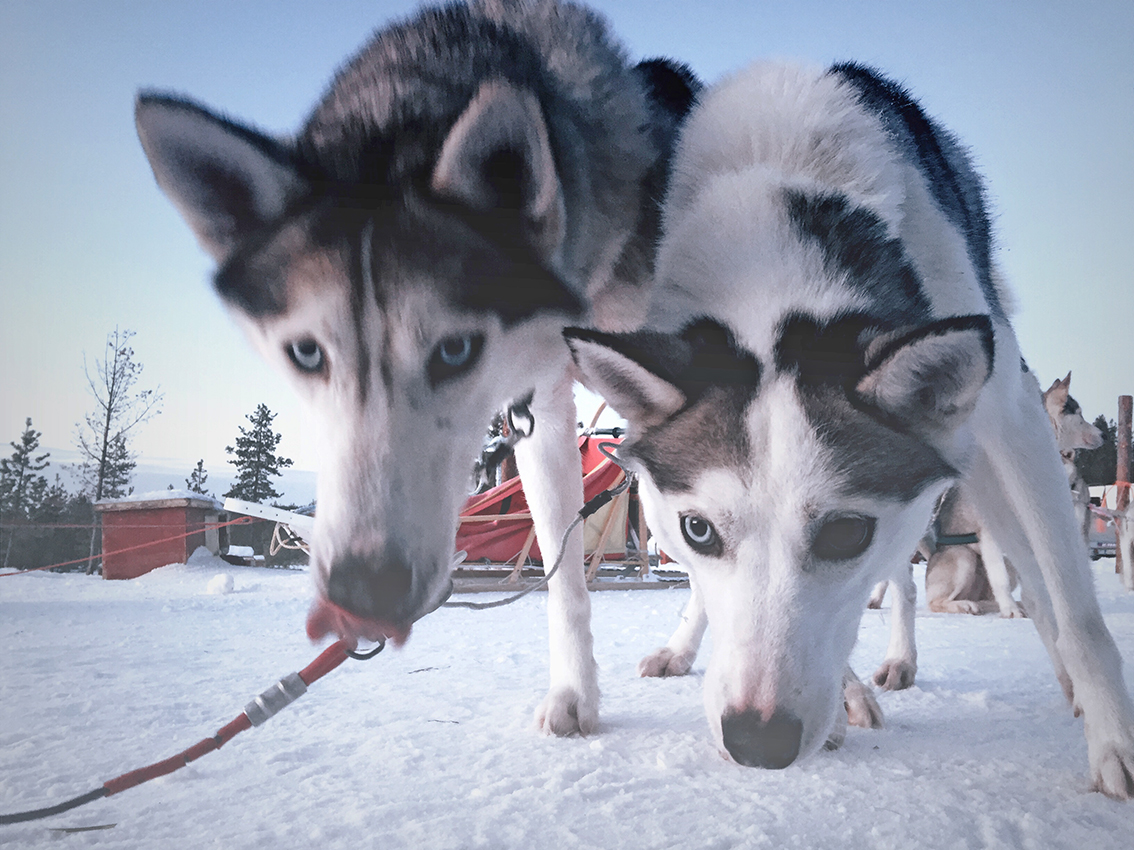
[{"left": 94, "top": 492, "right": 226, "bottom": 580}]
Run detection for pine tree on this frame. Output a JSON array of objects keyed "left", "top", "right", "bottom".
[
  {"left": 185, "top": 459, "right": 209, "bottom": 495},
  {"left": 1076, "top": 415, "right": 1118, "bottom": 486},
  {"left": 224, "top": 404, "right": 293, "bottom": 503},
  {"left": 98, "top": 432, "right": 135, "bottom": 500},
  {"left": 1, "top": 418, "right": 51, "bottom": 569}
]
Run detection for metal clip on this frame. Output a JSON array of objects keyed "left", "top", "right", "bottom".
[{"left": 244, "top": 672, "right": 308, "bottom": 726}]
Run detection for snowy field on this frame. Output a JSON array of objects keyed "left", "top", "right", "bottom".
[{"left": 3, "top": 552, "right": 1134, "bottom": 849}]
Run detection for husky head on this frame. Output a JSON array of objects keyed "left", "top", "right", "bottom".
[
  {"left": 134, "top": 3, "right": 685, "bottom": 644},
  {"left": 568, "top": 311, "right": 994, "bottom": 767},
  {"left": 1043, "top": 372, "right": 1103, "bottom": 454}
]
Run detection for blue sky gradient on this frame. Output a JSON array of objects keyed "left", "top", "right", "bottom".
[{"left": 2, "top": 0, "right": 1131, "bottom": 488}]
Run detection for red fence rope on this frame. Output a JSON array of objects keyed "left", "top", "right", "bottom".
[{"left": 0, "top": 515, "right": 261, "bottom": 577}]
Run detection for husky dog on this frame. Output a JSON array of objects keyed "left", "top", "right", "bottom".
[
  {"left": 921, "top": 484, "right": 1003, "bottom": 615},
  {"left": 923, "top": 371, "right": 1104, "bottom": 617},
  {"left": 568, "top": 61, "right": 1134, "bottom": 795},
  {"left": 135, "top": 0, "right": 698, "bottom": 736},
  {"left": 1043, "top": 372, "right": 1104, "bottom": 539}
]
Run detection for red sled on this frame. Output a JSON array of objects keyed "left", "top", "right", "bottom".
[{"left": 456, "top": 436, "right": 635, "bottom": 570}]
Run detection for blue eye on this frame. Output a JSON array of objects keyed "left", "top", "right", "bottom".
[
  {"left": 681, "top": 514, "right": 721, "bottom": 556},
  {"left": 428, "top": 333, "right": 484, "bottom": 386},
  {"left": 439, "top": 336, "right": 472, "bottom": 367},
  {"left": 288, "top": 339, "right": 324, "bottom": 373}
]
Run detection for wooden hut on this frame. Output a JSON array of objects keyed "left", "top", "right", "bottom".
[{"left": 93, "top": 491, "right": 226, "bottom": 580}]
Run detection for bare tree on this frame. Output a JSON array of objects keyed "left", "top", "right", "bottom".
[{"left": 75, "top": 328, "right": 163, "bottom": 572}]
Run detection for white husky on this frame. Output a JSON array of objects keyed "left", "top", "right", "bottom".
[{"left": 568, "top": 61, "right": 1134, "bottom": 796}]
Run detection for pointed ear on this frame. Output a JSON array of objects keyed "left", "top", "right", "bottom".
[
  {"left": 431, "top": 81, "right": 565, "bottom": 263},
  {"left": 135, "top": 93, "right": 306, "bottom": 261},
  {"left": 1044, "top": 373, "right": 1070, "bottom": 401},
  {"left": 855, "top": 315, "right": 994, "bottom": 435},
  {"left": 565, "top": 328, "right": 687, "bottom": 429}
]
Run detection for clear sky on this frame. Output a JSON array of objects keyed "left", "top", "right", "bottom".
[{"left": 2, "top": 0, "right": 1132, "bottom": 491}]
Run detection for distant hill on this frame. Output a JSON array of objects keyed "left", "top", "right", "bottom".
[{"left": 37, "top": 447, "right": 317, "bottom": 507}]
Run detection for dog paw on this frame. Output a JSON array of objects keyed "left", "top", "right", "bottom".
[
  {"left": 638, "top": 647, "right": 693, "bottom": 678},
  {"left": 999, "top": 603, "right": 1028, "bottom": 619},
  {"left": 535, "top": 686, "right": 599, "bottom": 737},
  {"left": 844, "top": 678, "right": 885, "bottom": 729},
  {"left": 872, "top": 658, "right": 917, "bottom": 691},
  {"left": 1089, "top": 742, "right": 1134, "bottom": 800}
]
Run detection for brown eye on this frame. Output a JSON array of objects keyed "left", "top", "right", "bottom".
[{"left": 812, "top": 515, "right": 875, "bottom": 561}]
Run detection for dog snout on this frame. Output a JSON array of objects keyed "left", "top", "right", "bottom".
[
  {"left": 720, "top": 708, "right": 804, "bottom": 769},
  {"left": 325, "top": 548, "right": 415, "bottom": 624}
]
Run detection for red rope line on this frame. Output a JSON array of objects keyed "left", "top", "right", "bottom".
[
  {"left": 0, "top": 522, "right": 237, "bottom": 530},
  {"left": 0, "top": 515, "right": 260, "bottom": 577},
  {"left": 102, "top": 640, "right": 349, "bottom": 797}
]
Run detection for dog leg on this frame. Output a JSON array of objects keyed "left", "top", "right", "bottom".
[
  {"left": 514, "top": 369, "right": 600, "bottom": 736},
  {"left": 978, "top": 528, "right": 1026, "bottom": 618},
  {"left": 866, "top": 579, "right": 888, "bottom": 609},
  {"left": 638, "top": 574, "right": 708, "bottom": 677},
  {"left": 967, "top": 344, "right": 1134, "bottom": 798},
  {"left": 926, "top": 548, "right": 988, "bottom": 614},
  {"left": 843, "top": 665, "right": 884, "bottom": 730},
  {"left": 828, "top": 667, "right": 884, "bottom": 750},
  {"left": 873, "top": 563, "right": 918, "bottom": 690}
]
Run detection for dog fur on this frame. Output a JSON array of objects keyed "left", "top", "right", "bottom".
[
  {"left": 135, "top": 0, "right": 698, "bottom": 736},
  {"left": 568, "top": 61, "right": 1134, "bottom": 795}
]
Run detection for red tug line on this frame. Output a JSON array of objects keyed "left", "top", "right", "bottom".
[{"left": 0, "top": 639, "right": 363, "bottom": 825}]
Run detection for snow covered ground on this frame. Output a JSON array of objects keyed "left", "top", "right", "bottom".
[{"left": 3, "top": 552, "right": 1134, "bottom": 849}]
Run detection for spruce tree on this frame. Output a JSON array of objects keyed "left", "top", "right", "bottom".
[
  {"left": 99, "top": 432, "right": 135, "bottom": 500},
  {"left": 224, "top": 404, "right": 293, "bottom": 503},
  {"left": 1, "top": 418, "right": 51, "bottom": 569},
  {"left": 1076, "top": 415, "right": 1118, "bottom": 486},
  {"left": 186, "top": 459, "right": 209, "bottom": 495}
]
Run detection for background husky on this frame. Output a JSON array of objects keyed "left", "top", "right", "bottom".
[
  {"left": 569, "top": 60, "right": 1134, "bottom": 796},
  {"left": 135, "top": 0, "right": 697, "bottom": 736},
  {"left": 922, "top": 370, "right": 1104, "bottom": 617},
  {"left": 1043, "top": 372, "right": 1105, "bottom": 540}
]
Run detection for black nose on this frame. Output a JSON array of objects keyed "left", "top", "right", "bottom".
[
  {"left": 325, "top": 549, "right": 414, "bottom": 623},
  {"left": 721, "top": 708, "right": 803, "bottom": 769}
]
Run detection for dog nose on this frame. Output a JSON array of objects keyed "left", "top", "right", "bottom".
[
  {"left": 325, "top": 549, "right": 414, "bottom": 624},
  {"left": 720, "top": 708, "right": 803, "bottom": 769}
]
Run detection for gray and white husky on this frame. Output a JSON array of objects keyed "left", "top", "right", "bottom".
[
  {"left": 135, "top": 0, "right": 697, "bottom": 735},
  {"left": 568, "top": 61, "right": 1134, "bottom": 796}
]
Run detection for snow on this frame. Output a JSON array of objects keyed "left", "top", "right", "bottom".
[
  {"left": 2, "top": 559, "right": 1133, "bottom": 848},
  {"left": 206, "top": 573, "right": 235, "bottom": 596},
  {"left": 94, "top": 488, "right": 224, "bottom": 509}
]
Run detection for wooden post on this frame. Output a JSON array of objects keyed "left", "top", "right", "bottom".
[
  {"left": 1116, "top": 395, "right": 1132, "bottom": 574},
  {"left": 635, "top": 487, "right": 649, "bottom": 577},
  {"left": 586, "top": 490, "right": 625, "bottom": 581},
  {"left": 507, "top": 525, "right": 538, "bottom": 583}
]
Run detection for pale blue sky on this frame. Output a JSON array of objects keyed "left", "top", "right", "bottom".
[{"left": 2, "top": 0, "right": 1132, "bottom": 490}]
